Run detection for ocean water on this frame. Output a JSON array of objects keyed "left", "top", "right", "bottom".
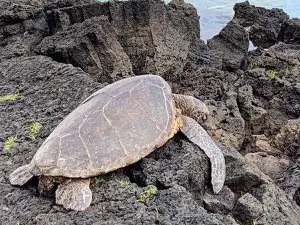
[
  {"left": 98, "top": 0, "right": 299, "bottom": 41},
  {"left": 165, "top": 0, "right": 300, "bottom": 41}
]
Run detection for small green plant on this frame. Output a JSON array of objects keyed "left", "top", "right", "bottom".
[
  {"left": 118, "top": 178, "right": 131, "bottom": 187},
  {"left": 28, "top": 122, "right": 41, "bottom": 140},
  {"left": 266, "top": 70, "right": 278, "bottom": 78},
  {"left": 138, "top": 185, "right": 157, "bottom": 202},
  {"left": 0, "top": 88, "right": 23, "bottom": 103},
  {"left": 3, "top": 136, "right": 16, "bottom": 153},
  {"left": 0, "top": 93, "right": 19, "bottom": 103},
  {"left": 94, "top": 177, "right": 105, "bottom": 184},
  {"left": 16, "top": 221, "right": 26, "bottom": 225}
]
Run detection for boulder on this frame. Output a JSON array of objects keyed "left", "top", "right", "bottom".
[
  {"left": 44, "top": 0, "right": 202, "bottom": 78},
  {"left": 36, "top": 16, "right": 133, "bottom": 82},
  {"left": 278, "top": 18, "right": 300, "bottom": 45},
  {"left": 207, "top": 20, "right": 249, "bottom": 71},
  {"left": 233, "top": 1, "right": 289, "bottom": 48}
]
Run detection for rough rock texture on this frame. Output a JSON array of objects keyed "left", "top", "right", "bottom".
[
  {"left": 233, "top": 1, "right": 289, "bottom": 48},
  {"left": 245, "top": 152, "right": 290, "bottom": 179},
  {"left": 278, "top": 18, "right": 300, "bottom": 45},
  {"left": 275, "top": 118, "right": 300, "bottom": 156},
  {"left": 36, "top": 16, "right": 133, "bottom": 82},
  {"left": 1, "top": 0, "right": 300, "bottom": 224},
  {"left": 44, "top": 0, "right": 201, "bottom": 78},
  {"left": 203, "top": 186, "right": 235, "bottom": 214},
  {"left": 233, "top": 193, "right": 263, "bottom": 223},
  {"left": 206, "top": 20, "right": 249, "bottom": 71},
  {"left": 0, "top": 2, "right": 48, "bottom": 62}
]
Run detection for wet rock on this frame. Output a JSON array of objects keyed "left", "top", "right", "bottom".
[
  {"left": 233, "top": 1, "right": 289, "bottom": 48},
  {"left": 45, "top": 0, "right": 202, "bottom": 78},
  {"left": 36, "top": 16, "right": 133, "bottom": 82},
  {"left": 203, "top": 186, "right": 235, "bottom": 214},
  {"left": 207, "top": 21, "right": 249, "bottom": 71},
  {"left": 233, "top": 193, "right": 263, "bottom": 223},
  {"left": 244, "top": 152, "right": 290, "bottom": 180},
  {"left": 278, "top": 18, "right": 300, "bottom": 45}
]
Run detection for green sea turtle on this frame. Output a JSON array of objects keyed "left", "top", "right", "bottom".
[{"left": 9, "top": 75, "right": 226, "bottom": 211}]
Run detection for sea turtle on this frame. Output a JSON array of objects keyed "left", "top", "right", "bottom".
[{"left": 9, "top": 75, "right": 226, "bottom": 211}]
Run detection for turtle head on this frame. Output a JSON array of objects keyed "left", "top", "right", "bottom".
[
  {"left": 173, "top": 94, "right": 210, "bottom": 123},
  {"left": 189, "top": 98, "right": 210, "bottom": 123}
]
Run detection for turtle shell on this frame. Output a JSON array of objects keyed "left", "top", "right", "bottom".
[{"left": 31, "top": 75, "right": 177, "bottom": 178}]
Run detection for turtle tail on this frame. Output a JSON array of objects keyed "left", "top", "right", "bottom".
[{"left": 9, "top": 164, "right": 33, "bottom": 186}]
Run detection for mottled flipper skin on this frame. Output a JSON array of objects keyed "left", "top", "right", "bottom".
[
  {"left": 173, "top": 94, "right": 225, "bottom": 194},
  {"left": 180, "top": 116, "right": 225, "bottom": 193},
  {"left": 9, "top": 164, "right": 33, "bottom": 186},
  {"left": 56, "top": 178, "right": 92, "bottom": 211}
]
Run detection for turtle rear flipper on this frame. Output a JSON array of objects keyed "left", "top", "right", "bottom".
[
  {"left": 180, "top": 116, "right": 226, "bottom": 194},
  {"left": 9, "top": 164, "right": 34, "bottom": 186},
  {"left": 56, "top": 178, "right": 92, "bottom": 211}
]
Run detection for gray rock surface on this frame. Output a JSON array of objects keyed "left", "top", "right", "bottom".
[
  {"left": 207, "top": 20, "right": 249, "bottom": 71},
  {"left": 233, "top": 1, "right": 289, "bottom": 48},
  {"left": 278, "top": 18, "right": 300, "bottom": 45},
  {"left": 45, "top": 0, "right": 201, "bottom": 79},
  {"left": 36, "top": 16, "right": 133, "bottom": 82},
  {"left": 0, "top": 0, "right": 300, "bottom": 224}
]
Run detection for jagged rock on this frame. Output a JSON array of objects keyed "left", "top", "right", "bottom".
[
  {"left": 130, "top": 139, "right": 210, "bottom": 203},
  {"left": 36, "top": 16, "right": 133, "bottom": 82},
  {"left": 207, "top": 20, "right": 249, "bottom": 71},
  {"left": 247, "top": 43, "right": 300, "bottom": 70},
  {"left": 223, "top": 148, "right": 272, "bottom": 192},
  {"left": 233, "top": 1, "right": 289, "bottom": 48},
  {"left": 278, "top": 18, "right": 300, "bottom": 45},
  {"left": 44, "top": 0, "right": 202, "bottom": 78},
  {"left": 203, "top": 186, "right": 235, "bottom": 214},
  {"left": 275, "top": 158, "right": 300, "bottom": 204},
  {"left": 1, "top": 1, "right": 300, "bottom": 224},
  {"left": 173, "top": 67, "right": 245, "bottom": 149},
  {"left": 275, "top": 118, "right": 300, "bottom": 156},
  {"left": 156, "top": 185, "right": 238, "bottom": 225},
  {"left": 205, "top": 98, "right": 245, "bottom": 149},
  {"left": 244, "top": 152, "right": 290, "bottom": 179},
  {"left": 233, "top": 193, "right": 263, "bottom": 223},
  {"left": 43, "top": 0, "right": 97, "bottom": 10},
  {"left": 0, "top": 1, "right": 48, "bottom": 62},
  {"left": 244, "top": 43, "right": 300, "bottom": 118},
  {"left": 251, "top": 183, "right": 300, "bottom": 225},
  {"left": 245, "top": 135, "right": 274, "bottom": 153},
  {"left": 238, "top": 85, "right": 268, "bottom": 134}
]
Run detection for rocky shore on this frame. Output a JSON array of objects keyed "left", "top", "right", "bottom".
[{"left": 0, "top": 0, "right": 299, "bottom": 224}]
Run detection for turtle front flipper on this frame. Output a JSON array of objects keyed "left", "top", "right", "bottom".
[
  {"left": 56, "top": 178, "right": 92, "bottom": 211},
  {"left": 180, "top": 115, "right": 225, "bottom": 194},
  {"left": 9, "top": 164, "right": 34, "bottom": 186}
]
